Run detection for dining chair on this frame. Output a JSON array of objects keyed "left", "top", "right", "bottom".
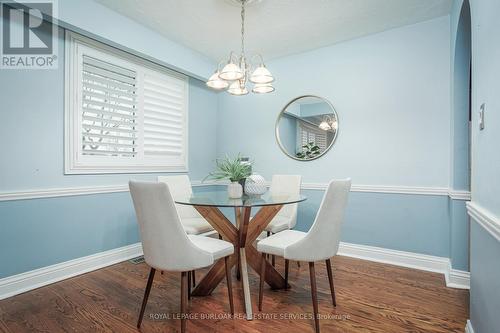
[
  {"left": 158, "top": 175, "right": 216, "bottom": 285},
  {"left": 158, "top": 175, "right": 215, "bottom": 235},
  {"left": 129, "top": 181, "right": 234, "bottom": 333},
  {"left": 264, "top": 174, "right": 302, "bottom": 266},
  {"left": 256, "top": 179, "right": 351, "bottom": 333}
]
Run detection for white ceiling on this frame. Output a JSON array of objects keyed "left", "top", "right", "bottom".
[{"left": 95, "top": 0, "right": 452, "bottom": 62}]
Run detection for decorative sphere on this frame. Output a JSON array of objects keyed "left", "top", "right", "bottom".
[{"left": 244, "top": 174, "right": 267, "bottom": 195}]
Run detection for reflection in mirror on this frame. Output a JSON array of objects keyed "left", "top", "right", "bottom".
[{"left": 276, "top": 96, "right": 338, "bottom": 161}]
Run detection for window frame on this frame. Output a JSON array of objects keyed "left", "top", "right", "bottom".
[{"left": 64, "top": 31, "right": 189, "bottom": 174}]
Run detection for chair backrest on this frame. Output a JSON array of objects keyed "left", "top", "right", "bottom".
[
  {"left": 158, "top": 175, "right": 201, "bottom": 219},
  {"left": 285, "top": 179, "right": 351, "bottom": 261},
  {"left": 270, "top": 175, "right": 302, "bottom": 228},
  {"left": 129, "top": 181, "right": 213, "bottom": 271}
]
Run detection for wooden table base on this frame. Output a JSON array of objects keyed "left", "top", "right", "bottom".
[{"left": 191, "top": 204, "right": 285, "bottom": 320}]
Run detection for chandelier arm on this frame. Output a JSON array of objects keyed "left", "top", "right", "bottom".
[{"left": 249, "top": 53, "right": 265, "bottom": 65}]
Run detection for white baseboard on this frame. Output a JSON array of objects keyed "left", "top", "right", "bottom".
[
  {"left": 465, "top": 319, "right": 474, "bottom": 333},
  {"left": 338, "top": 242, "right": 470, "bottom": 289},
  {"left": 0, "top": 240, "right": 469, "bottom": 301},
  {"left": 0, "top": 243, "right": 143, "bottom": 300}
]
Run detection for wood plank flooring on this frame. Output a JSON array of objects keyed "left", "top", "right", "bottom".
[{"left": 0, "top": 256, "right": 469, "bottom": 332}]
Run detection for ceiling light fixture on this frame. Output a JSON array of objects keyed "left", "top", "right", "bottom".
[
  {"left": 206, "top": 0, "right": 275, "bottom": 95},
  {"left": 319, "top": 115, "right": 338, "bottom": 131}
]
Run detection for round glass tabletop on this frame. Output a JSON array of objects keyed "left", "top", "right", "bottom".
[{"left": 174, "top": 188, "right": 307, "bottom": 207}]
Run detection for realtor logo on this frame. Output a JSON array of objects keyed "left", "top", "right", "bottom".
[{"left": 1, "top": 0, "right": 58, "bottom": 69}]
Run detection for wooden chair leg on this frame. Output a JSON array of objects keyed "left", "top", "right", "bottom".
[
  {"left": 187, "top": 271, "right": 191, "bottom": 300},
  {"left": 137, "top": 268, "right": 156, "bottom": 328},
  {"left": 236, "top": 251, "right": 241, "bottom": 281},
  {"left": 284, "top": 259, "right": 289, "bottom": 288},
  {"left": 180, "top": 272, "right": 188, "bottom": 333},
  {"left": 325, "top": 259, "right": 336, "bottom": 307},
  {"left": 258, "top": 253, "right": 267, "bottom": 311},
  {"left": 192, "top": 270, "right": 196, "bottom": 287},
  {"left": 266, "top": 232, "right": 271, "bottom": 260},
  {"left": 309, "top": 262, "right": 320, "bottom": 333},
  {"left": 224, "top": 257, "right": 235, "bottom": 315}
]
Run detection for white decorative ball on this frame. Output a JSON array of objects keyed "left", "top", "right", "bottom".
[{"left": 245, "top": 174, "right": 267, "bottom": 195}]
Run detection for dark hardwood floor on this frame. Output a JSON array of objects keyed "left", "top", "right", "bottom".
[{"left": 0, "top": 256, "right": 469, "bottom": 332}]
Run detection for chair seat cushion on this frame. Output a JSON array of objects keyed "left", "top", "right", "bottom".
[
  {"left": 182, "top": 217, "right": 214, "bottom": 235},
  {"left": 257, "top": 230, "right": 306, "bottom": 258},
  {"left": 188, "top": 235, "right": 234, "bottom": 261},
  {"left": 263, "top": 215, "right": 293, "bottom": 233}
]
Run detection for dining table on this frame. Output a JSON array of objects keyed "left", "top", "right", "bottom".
[{"left": 174, "top": 187, "right": 307, "bottom": 320}]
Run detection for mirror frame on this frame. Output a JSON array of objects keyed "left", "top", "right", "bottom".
[{"left": 275, "top": 95, "right": 339, "bottom": 161}]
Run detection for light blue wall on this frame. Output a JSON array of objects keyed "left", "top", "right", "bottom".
[
  {"left": 0, "top": 9, "right": 476, "bottom": 284},
  {"left": 452, "top": 0, "right": 500, "bottom": 332},
  {"left": 0, "top": 27, "right": 218, "bottom": 192},
  {"left": 297, "top": 190, "right": 451, "bottom": 258},
  {"left": 447, "top": 0, "right": 472, "bottom": 273},
  {"left": 217, "top": 17, "right": 451, "bottom": 187},
  {"left": 216, "top": 17, "right": 461, "bottom": 266},
  {"left": 35, "top": 0, "right": 214, "bottom": 79},
  {"left": 449, "top": 200, "right": 469, "bottom": 271},
  {"left": 451, "top": 0, "right": 471, "bottom": 191},
  {"left": 300, "top": 102, "right": 332, "bottom": 117},
  {"left": 469, "top": 222, "right": 500, "bottom": 333}
]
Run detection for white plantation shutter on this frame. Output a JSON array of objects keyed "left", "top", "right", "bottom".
[
  {"left": 81, "top": 56, "right": 138, "bottom": 157},
  {"left": 65, "top": 32, "right": 188, "bottom": 174},
  {"left": 142, "top": 71, "right": 186, "bottom": 159}
]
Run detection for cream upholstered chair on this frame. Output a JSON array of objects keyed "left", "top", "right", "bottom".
[
  {"left": 158, "top": 175, "right": 214, "bottom": 235},
  {"left": 265, "top": 174, "right": 302, "bottom": 234},
  {"left": 129, "top": 181, "right": 234, "bottom": 333},
  {"left": 263, "top": 175, "right": 302, "bottom": 266},
  {"left": 257, "top": 179, "right": 351, "bottom": 333},
  {"left": 158, "top": 175, "right": 215, "bottom": 285}
]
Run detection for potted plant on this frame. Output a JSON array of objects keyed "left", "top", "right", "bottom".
[{"left": 205, "top": 154, "right": 252, "bottom": 198}]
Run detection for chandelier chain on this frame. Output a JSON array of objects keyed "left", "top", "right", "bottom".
[{"left": 241, "top": 0, "right": 245, "bottom": 55}]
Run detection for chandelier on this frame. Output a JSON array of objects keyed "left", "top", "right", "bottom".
[
  {"left": 206, "top": 0, "right": 275, "bottom": 95},
  {"left": 319, "top": 115, "right": 338, "bottom": 131}
]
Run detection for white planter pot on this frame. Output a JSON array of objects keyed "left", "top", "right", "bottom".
[{"left": 228, "top": 182, "right": 243, "bottom": 198}]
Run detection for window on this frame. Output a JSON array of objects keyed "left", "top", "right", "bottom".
[
  {"left": 298, "top": 121, "right": 328, "bottom": 152},
  {"left": 65, "top": 32, "right": 188, "bottom": 174}
]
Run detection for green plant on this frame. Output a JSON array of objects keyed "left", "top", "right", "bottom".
[
  {"left": 205, "top": 154, "right": 252, "bottom": 182},
  {"left": 296, "top": 142, "right": 321, "bottom": 159}
]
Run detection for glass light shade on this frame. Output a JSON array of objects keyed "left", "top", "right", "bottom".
[
  {"left": 252, "top": 82, "right": 275, "bottom": 94},
  {"left": 319, "top": 121, "right": 332, "bottom": 131},
  {"left": 219, "top": 62, "right": 244, "bottom": 81},
  {"left": 227, "top": 81, "right": 248, "bottom": 96},
  {"left": 249, "top": 65, "right": 274, "bottom": 84},
  {"left": 206, "top": 71, "right": 229, "bottom": 90}
]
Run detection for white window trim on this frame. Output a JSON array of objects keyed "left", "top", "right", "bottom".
[{"left": 64, "top": 31, "right": 189, "bottom": 174}]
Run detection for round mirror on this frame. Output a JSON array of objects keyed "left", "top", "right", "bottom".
[{"left": 276, "top": 95, "right": 339, "bottom": 161}]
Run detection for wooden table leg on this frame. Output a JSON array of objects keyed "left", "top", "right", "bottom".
[
  {"left": 191, "top": 206, "right": 238, "bottom": 296},
  {"left": 234, "top": 207, "right": 242, "bottom": 281},
  {"left": 239, "top": 248, "right": 252, "bottom": 319},
  {"left": 238, "top": 207, "right": 253, "bottom": 320}
]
